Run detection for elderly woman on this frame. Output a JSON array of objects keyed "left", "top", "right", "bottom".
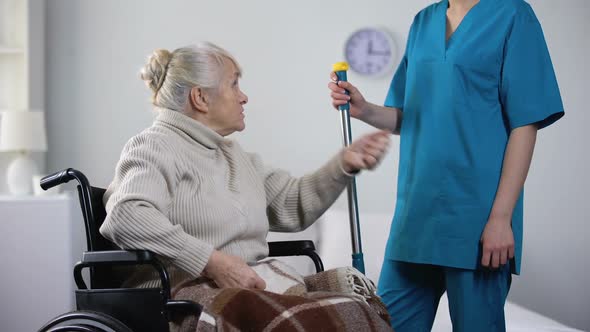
[{"left": 100, "top": 42, "right": 390, "bottom": 296}]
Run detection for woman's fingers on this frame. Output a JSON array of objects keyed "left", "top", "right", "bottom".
[
  {"left": 328, "top": 79, "right": 356, "bottom": 97},
  {"left": 328, "top": 81, "right": 339, "bottom": 92},
  {"left": 500, "top": 248, "right": 508, "bottom": 266},
  {"left": 253, "top": 276, "right": 267, "bottom": 290},
  {"left": 364, "top": 136, "right": 390, "bottom": 153},
  {"left": 230, "top": 269, "right": 266, "bottom": 289},
  {"left": 331, "top": 91, "right": 350, "bottom": 102},
  {"left": 329, "top": 83, "right": 351, "bottom": 110},
  {"left": 237, "top": 265, "right": 265, "bottom": 290},
  {"left": 481, "top": 247, "right": 491, "bottom": 267},
  {"left": 206, "top": 251, "right": 269, "bottom": 290},
  {"left": 342, "top": 130, "right": 391, "bottom": 172},
  {"left": 362, "top": 132, "right": 390, "bottom": 156},
  {"left": 362, "top": 154, "right": 379, "bottom": 169},
  {"left": 354, "top": 132, "right": 391, "bottom": 169},
  {"left": 492, "top": 251, "right": 500, "bottom": 269},
  {"left": 330, "top": 71, "right": 338, "bottom": 82},
  {"left": 328, "top": 81, "right": 350, "bottom": 95}
]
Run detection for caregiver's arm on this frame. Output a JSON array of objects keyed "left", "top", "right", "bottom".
[
  {"left": 329, "top": 74, "right": 403, "bottom": 135},
  {"left": 359, "top": 102, "right": 403, "bottom": 135},
  {"left": 481, "top": 124, "right": 537, "bottom": 269}
]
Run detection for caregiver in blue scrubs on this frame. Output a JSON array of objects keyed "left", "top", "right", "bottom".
[{"left": 328, "top": 0, "right": 564, "bottom": 331}]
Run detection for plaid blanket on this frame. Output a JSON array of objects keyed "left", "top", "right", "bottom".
[{"left": 171, "top": 259, "right": 392, "bottom": 332}]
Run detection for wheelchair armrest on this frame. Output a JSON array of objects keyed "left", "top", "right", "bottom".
[
  {"left": 74, "top": 249, "right": 172, "bottom": 302},
  {"left": 268, "top": 240, "right": 316, "bottom": 256},
  {"left": 268, "top": 240, "right": 324, "bottom": 273},
  {"left": 81, "top": 250, "right": 154, "bottom": 264}
]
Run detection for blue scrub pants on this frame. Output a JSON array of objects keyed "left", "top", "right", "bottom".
[{"left": 378, "top": 260, "right": 511, "bottom": 332}]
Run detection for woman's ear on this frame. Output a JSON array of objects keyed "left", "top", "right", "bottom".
[{"left": 189, "top": 87, "right": 209, "bottom": 113}]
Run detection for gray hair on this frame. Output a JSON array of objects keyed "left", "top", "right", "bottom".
[{"left": 140, "top": 42, "right": 241, "bottom": 111}]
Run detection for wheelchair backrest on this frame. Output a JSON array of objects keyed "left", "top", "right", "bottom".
[
  {"left": 76, "top": 185, "right": 128, "bottom": 289},
  {"left": 77, "top": 186, "right": 117, "bottom": 251}
]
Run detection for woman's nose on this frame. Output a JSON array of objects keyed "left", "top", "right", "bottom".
[{"left": 240, "top": 91, "right": 248, "bottom": 105}]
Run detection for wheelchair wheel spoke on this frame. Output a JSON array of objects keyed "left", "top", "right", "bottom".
[{"left": 39, "top": 310, "right": 132, "bottom": 332}]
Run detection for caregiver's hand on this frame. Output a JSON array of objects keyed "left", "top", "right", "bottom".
[
  {"left": 342, "top": 130, "right": 391, "bottom": 173},
  {"left": 203, "top": 250, "right": 266, "bottom": 290},
  {"left": 480, "top": 216, "right": 515, "bottom": 269},
  {"left": 328, "top": 72, "right": 368, "bottom": 120}
]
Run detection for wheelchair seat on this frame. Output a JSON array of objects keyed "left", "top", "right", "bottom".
[{"left": 38, "top": 168, "right": 324, "bottom": 332}]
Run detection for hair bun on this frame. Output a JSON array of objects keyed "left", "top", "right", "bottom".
[{"left": 140, "top": 48, "right": 173, "bottom": 95}]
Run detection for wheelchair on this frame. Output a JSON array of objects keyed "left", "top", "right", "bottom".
[{"left": 38, "top": 168, "right": 325, "bottom": 332}]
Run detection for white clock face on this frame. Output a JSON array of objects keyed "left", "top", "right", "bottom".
[{"left": 344, "top": 28, "right": 395, "bottom": 77}]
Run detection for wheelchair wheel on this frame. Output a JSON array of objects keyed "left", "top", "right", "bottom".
[{"left": 38, "top": 310, "right": 133, "bottom": 332}]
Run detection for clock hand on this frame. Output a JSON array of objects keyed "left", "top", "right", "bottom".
[{"left": 372, "top": 49, "right": 391, "bottom": 56}]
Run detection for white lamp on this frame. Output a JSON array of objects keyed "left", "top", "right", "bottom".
[{"left": 0, "top": 111, "right": 48, "bottom": 195}]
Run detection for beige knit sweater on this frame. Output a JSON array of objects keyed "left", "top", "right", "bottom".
[{"left": 100, "top": 108, "right": 352, "bottom": 288}]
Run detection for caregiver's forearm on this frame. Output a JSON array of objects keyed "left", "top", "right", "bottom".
[
  {"left": 489, "top": 124, "right": 538, "bottom": 222},
  {"left": 359, "top": 103, "right": 403, "bottom": 135}
]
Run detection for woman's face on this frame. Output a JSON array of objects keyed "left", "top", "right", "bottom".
[{"left": 206, "top": 58, "right": 248, "bottom": 136}]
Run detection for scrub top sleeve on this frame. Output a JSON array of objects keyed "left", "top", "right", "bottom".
[
  {"left": 384, "top": 55, "right": 408, "bottom": 109},
  {"left": 384, "top": 18, "right": 417, "bottom": 109},
  {"left": 500, "top": 5, "right": 564, "bottom": 130}
]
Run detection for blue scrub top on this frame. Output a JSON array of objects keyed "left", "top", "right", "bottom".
[{"left": 384, "top": 0, "right": 564, "bottom": 274}]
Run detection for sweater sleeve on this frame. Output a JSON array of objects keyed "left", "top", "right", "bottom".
[
  {"left": 100, "top": 135, "right": 214, "bottom": 278},
  {"left": 250, "top": 151, "right": 353, "bottom": 232}
]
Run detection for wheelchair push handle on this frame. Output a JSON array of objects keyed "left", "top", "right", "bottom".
[
  {"left": 40, "top": 168, "right": 73, "bottom": 190},
  {"left": 40, "top": 168, "right": 92, "bottom": 191}
]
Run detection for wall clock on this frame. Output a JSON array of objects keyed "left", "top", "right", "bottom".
[{"left": 344, "top": 27, "right": 396, "bottom": 77}]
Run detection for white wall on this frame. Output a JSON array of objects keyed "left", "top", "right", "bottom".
[
  {"left": 505, "top": 2, "right": 590, "bottom": 330},
  {"left": 44, "top": 0, "right": 589, "bottom": 330}
]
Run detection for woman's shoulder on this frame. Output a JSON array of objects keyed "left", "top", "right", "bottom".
[
  {"left": 121, "top": 126, "right": 173, "bottom": 156},
  {"left": 413, "top": 2, "right": 443, "bottom": 24},
  {"left": 414, "top": 0, "right": 536, "bottom": 22},
  {"left": 418, "top": 1, "right": 443, "bottom": 14},
  {"left": 496, "top": 0, "right": 538, "bottom": 21},
  {"left": 410, "top": 1, "right": 452, "bottom": 32},
  {"left": 498, "top": 0, "right": 533, "bottom": 10}
]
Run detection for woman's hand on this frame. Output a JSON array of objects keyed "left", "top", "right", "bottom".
[
  {"left": 328, "top": 72, "right": 368, "bottom": 119},
  {"left": 203, "top": 250, "right": 266, "bottom": 289},
  {"left": 480, "top": 216, "right": 515, "bottom": 269},
  {"left": 341, "top": 131, "right": 391, "bottom": 174}
]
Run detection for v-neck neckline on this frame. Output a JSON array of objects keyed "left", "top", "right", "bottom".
[{"left": 443, "top": 0, "right": 482, "bottom": 53}]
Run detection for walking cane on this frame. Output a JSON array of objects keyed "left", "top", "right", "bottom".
[{"left": 333, "top": 62, "right": 365, "bottom": 274}]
